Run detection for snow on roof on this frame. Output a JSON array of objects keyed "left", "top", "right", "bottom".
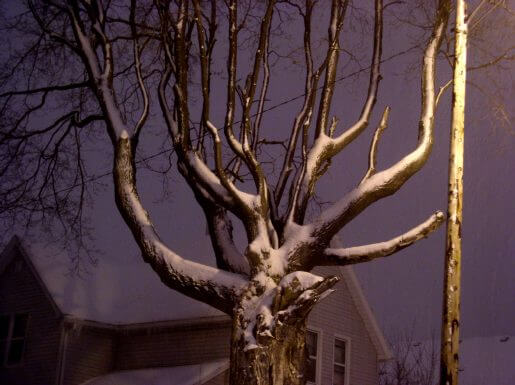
[
  {"left": 81, "top": 359, "right": 229, "bottom": 385},
  {"left": 458, "top": 336, "right": 515, "bottom": 385},
  {"left": 10, "top": 237, "right": 223, "bottom": 324}
]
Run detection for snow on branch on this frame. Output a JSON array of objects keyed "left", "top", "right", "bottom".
[
  {"left": 361, "top": 106, "right": 390, "bottom": 183},
  {"left": 206, "top": 120, "right": 258, "bottom": 213},
  {"left": 68, "top": 0, "right": 127, "bottom": 141},
  {"left": 323, "top": 211, "right": 445, "bottom": 265},
  {"left": 114, "top": 137, "right": 247, "bottom": 314},
  {"left": 309, "top": 0, "right": 451, "bottom": 241},
  {"left": 287, "top": 0, "right": 382, "bottom": 225},
  {"left": 239, "top": 271, "right": 339, "bottom": 351}
]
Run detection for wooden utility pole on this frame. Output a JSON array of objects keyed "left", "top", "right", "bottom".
[{"left": 440, "top": 1, "right": 467, "bottom": 384}]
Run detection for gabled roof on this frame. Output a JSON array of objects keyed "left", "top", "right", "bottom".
[
  {"left": 0, "top": 236, "right": 61, "bottom": 317},
  {"left": 339, "top": 266, "right": 392, "bottom": 360},
  {"left": 1, "top": 236, "right": 391, "bottom": 360},
  {"left": 1, "top": 236, "right": 221, "bottom": 324}
]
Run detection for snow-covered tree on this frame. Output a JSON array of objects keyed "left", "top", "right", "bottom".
[{"left": 4, "top": 0, "right": 507, "bottom": 384}]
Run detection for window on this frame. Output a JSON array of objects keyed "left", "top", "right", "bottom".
[
  {"left": 0, "top": 314, "right": 29, "bottom": 366},
  {"left": 333, "top": 337, "right": 349, "bottom": 385},
  {"left": 306, "top": 330, "right": 319, "bottom": 384}
]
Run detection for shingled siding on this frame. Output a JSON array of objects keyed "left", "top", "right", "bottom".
[
  {"left": 114, "top": 319, "right": 232, "bottom": 370},
  {"left": 308, "top": 266, "right": 379, "bottom": 385},
  {"left": 62, "top": 325, "right": 116, "bottom": 385},
  {"left": 0, "top": 250, "right": 62, "bottom": 385}
]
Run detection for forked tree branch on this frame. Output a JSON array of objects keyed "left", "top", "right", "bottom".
[
  {"left": 113, "top": 136, "right": 246, "bottom": 314},
  {"left": 238, "top": 0, "right": 276, "bottom": 215},
  {"left": 67, "top": 0, "right": 250, "bottom": 312},
  {"left": 361, "top": 106, "right": 391, "bottom": 183},
  {"left": 2, "top": 0, "right": 463, "bottom": 321},
  {"left": 274, "top": 0, "right": 322, "bottom": 211},
  {"left": 68, "top": 0, "right": 126, "bottom": 141},
  {"left": 288, "top": 0, "right": 383, "bottom": 226},
  {"left": 308, "top": 0, "right": 451, "bottom": 245}
]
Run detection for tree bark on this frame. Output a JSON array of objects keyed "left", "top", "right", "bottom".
[
  {"left": 230, "top": 317, "right": 308, "bottom": 385},
  {"left": 440, "top": 1, "right": 467, "bottom": 384},
  {"left": 227, "top": 273, "right": 339, "bottom": 385}
]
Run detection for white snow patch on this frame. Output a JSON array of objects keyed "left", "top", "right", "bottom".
[
  {"left": 266, "top": 249, "right": 288, "bottom": 276},
  {"left": 81, "top": 359, "right": 228, "bottom": 385},
  {"left": 280, "top": 271, "right": 323, "bottom": 290},
  {"left": 25, "top": 242, "right": 225, "bottom": 324},
  {"left": 253, "top": 271, "right": 275, "bottom": 290}
]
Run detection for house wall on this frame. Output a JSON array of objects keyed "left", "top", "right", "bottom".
[
  {"left": 61, "top": 325, "right": 116, "bottom": 385},
  {"left": 0, "top": 249, "right": 62, "bottom": 385},
  {"left": 114, "top": 319, "right": 232, "bottom": 370},
  {"left": 308, "top": 266, "right": 379, "bottom": 385}
]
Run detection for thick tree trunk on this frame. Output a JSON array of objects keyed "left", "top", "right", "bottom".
[
  {"left": 229, "top": 316, "right": 308, "bottom": 385},
  {"left": 227, "top": 273, "right": 339, "bottom": 385}
]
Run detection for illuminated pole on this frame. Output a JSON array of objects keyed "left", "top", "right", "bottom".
[{"left": 440, "top": 1, "right": 467, "bottom": 384}]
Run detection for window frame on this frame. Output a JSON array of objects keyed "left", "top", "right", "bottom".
[
  {"left": 332, "top": 334, "right": 351, "bottom": 385},
  {"left": 306, "top": 326, "right": 323, "bottom": 385},
  {"left": 0, "top": 313, "right": 29, "bottom": 367}
]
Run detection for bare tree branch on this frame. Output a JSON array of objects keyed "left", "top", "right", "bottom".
[{"left": 361, "top": 106, "right": 391, "bottom": 183}]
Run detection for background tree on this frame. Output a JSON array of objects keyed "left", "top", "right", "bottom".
[
  {"left": 379, "top": 324, "right": 438, "bottom": 385},
  {"left": 1, "top": 1, "right": 510, "bottom": 384}
]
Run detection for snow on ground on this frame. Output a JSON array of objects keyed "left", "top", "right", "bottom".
[
  {"left": 81, "top": 359, "right": 228, "bottom": 385},
  {"left": 25, "top": 241, "right": 223, "bottom": 324},
  {"left": 458, "top": 336, "right": 515, "bottom": 385}
]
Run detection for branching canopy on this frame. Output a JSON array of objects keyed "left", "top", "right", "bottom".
[{"left": 1, "top": 0, "right": 510, "bottom": 321}]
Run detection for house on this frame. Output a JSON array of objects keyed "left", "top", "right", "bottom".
[{"left": 0, "top": 236, "right": 391, "bottom": 385}]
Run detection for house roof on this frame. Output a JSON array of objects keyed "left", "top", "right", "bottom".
[
  {"left": 0, "top": 236, "right": 62, "bottom": 317},
  {"left": 1, "top": 235, "right": 391, "bottom": 360},
  {"left": 80, "top": 359, "right": 229, "bottom": 385},
  {"left": 1, "top": 236, "right": 221, "bottom": 324},
  {"left": 339, "top": 266, "right": 392, "bottom": 360}
]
